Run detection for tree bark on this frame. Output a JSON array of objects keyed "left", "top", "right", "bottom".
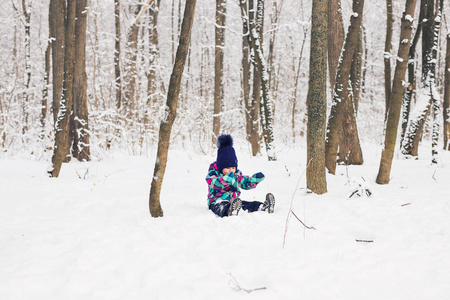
[
  {"left": 149, "top": 0, "right": 196, "bottom": 217},
  {"left": 384, "top": 0, "right": 394, "bottom": 119},
  {"left": 213, "top": 0, "right": 226, "bottom": 144},
  {"left": 325, "top": 0, "right": 364, "bottom": 175},
  {"left": 327, "top": 0, "right": 345, "bottom": 96},
  {"left": 306, "top": 0, "right": 327, "bottom": 194},
  {"left": 114, "top": 0, "right": 122, "bottom": 110},
  {"left": 444, "top": 34, "right": 450, "bottom": 151},
  {"left": 72, "top": 0, "right": 90, "bottom": 161},
  {"left": 50, "top": 0, "right": 77, "bottom": 178},
  {"left": 401, "top": 0, "right": 437, "bottom": 158},
  {"left": 49, "top": 0, "right": 66, "bottom": 125},
  {"left": 248, "top": 0, "right": 276, "bottom": 161},
  {"left": 376, "top": 0, "right": 418, "bottom": 184}
]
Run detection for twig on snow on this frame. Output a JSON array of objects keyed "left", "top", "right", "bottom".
[
  {"left": 290, "top": 210, "right": 316, "bottom": 230},
  {"left": 228, "top": 273, "right": 266, "bottom": 294}
]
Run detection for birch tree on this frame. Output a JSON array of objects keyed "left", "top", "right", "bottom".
[
  {"left": 114, "top": 0, "right": 122, "bottom": 109},
  {"left": 376, "top": 0, "right": 418, "bottom": 184},
  {"left": 149, "top": 0, "right": 196, "bottom": 217}
]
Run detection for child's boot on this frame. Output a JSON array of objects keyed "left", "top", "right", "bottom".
[
  {"left": 264, "top": 193, "right": 275, "bottom": 213},
  {"left": 228, "top": 198, "right": 242, "bottom": 216}
]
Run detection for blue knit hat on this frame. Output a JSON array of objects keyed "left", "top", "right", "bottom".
[{"left": 216, "top": 134, "right": 238, "bottom": 172}]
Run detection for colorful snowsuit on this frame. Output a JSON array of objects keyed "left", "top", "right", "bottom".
[{"left": 205, "top": 162, "right": 265, "bottom": 217}]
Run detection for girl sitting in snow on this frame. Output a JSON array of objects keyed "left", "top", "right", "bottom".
[{"left": 205, "top": 134, "right": 275, "bottom": 217}]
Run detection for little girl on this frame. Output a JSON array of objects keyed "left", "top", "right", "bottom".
[{"left": 205, "top": 134, "right": 275, "bottom": 217}]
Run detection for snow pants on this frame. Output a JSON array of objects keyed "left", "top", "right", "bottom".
[{"left": 209, "top": 200, "right": 264, "bottom": 218}]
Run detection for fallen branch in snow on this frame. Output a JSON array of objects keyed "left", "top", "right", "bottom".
[
  {"left": 401, "top": 202, "right": 411, "bottom": 207},
  {"left": 228, "top": 273, "right": 266, "bottom": 294},
  {"left": 356, "top": 239, "right": 373, "bottom": 243},
  {"left": 290, "top": 210, "right": 316, "bottom": 230}
]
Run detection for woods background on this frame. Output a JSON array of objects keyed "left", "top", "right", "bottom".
[{"left": 0, "top": 0, "right": 449, "bottom": 162}]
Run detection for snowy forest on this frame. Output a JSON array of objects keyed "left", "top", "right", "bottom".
[
  {"left": 2, "top": 0, "right": 450, "bottom": 298},
  {"left": 1, "top": 0, "right": 449, "bottom": 167}
]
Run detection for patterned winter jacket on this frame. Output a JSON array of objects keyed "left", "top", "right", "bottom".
[{"left": 205, "top": 161, "right": 265, "bottom": 206}]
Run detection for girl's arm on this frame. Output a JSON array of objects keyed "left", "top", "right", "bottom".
[
  {"left": 238, "top": 172, "right": 265, "bottom": 190},
  {"left": 206, "top": 170, "right": 237, "bottom": 190}
]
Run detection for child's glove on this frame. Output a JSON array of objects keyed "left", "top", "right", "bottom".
[{"left": 251, "top": 172, "right": 265, "bottom": 182}]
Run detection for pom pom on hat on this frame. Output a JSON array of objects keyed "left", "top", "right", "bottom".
[
  {"left": 216, "top": 134, "right": 238, "bottom": 172},
  {"left": 216, "top": 134, "right": 233, "bottom": 148}
]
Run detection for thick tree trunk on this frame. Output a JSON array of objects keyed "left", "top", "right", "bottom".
[
  {"left": 327, "top": 0, "right": 345, "bottom": 95},
  {"left": 72, "top": 0, "right": 90, "bottom": 162},
  {"left": 213, "top": 0, "right": 226, "bottom": 143},
  {"left": 149, "top": 0, "right": 196, "bottom": 217},
  {"left": 50, "top": 0, "right": 77, "bottom": 178},
  {"left": 306, "top": 0, "right": 327, "bottom": 194},
  {"left": 376, "top": 0, "right": 417, "bottom": 184},
  {"left": 49, "top": 0, "right": 66, "bottom": 125},
  {"left": 325, "top": 0, "right": 364, "bottom": 175},
  {"left": 384, "top": 0, "right": 394, "bottom": 119},
  {"left": 444, "top": 34, "right": 450, "bottom": 151}
]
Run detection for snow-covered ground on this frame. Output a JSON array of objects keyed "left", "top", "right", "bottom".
[{"left": 1, "top": 143, "right": 449, "bottom": 299}]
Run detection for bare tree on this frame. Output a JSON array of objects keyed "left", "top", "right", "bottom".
[
  {"left": 328, "top": 0, "right": 344, "bottom": 96},
  {"left": 325, "top": 0, "right": 364, "bottom": 175},
  {"left": 49, "top": 0, "right": 77, "bottom": 177},
  {"left": 306, "top": 0, "right": 327, "bottom": 194},
  {"left": 149, "top": 0, "right": 197, "bottom": 217},
  {"left": 376, "top": 0, "right": 418, "bottom": 184},
  {"left": 49, "top": 0, "right": 66, "bottom": 125},
  {"left": 72, "top": 0, "right": 90, "bottom": 161},
  {"left": 213, "top": 0, "right": 226, "bottom": 143},
  {"left": 248, "top": 0, "right": 276, "bottom": 161},
  {"left": 444, "top": 34, "right": 450, "bottom": 151},
  {"left": 384, "top": 0, "right": 394, "bottom": 119},
  {"left": 114, "top": 0, "right": 122, "bottom": 110},
  {"left": 402, "top": 0, "right": 443, "bottom": 163}
]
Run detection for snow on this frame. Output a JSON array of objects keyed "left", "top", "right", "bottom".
[{"left": 1, "top": 145, "right": 450, "bottom": 299}]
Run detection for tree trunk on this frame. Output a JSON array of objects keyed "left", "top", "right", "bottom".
[
  {"left": 239, "top": 0, "right": 261, "bottom": 156},
  {"left": 384, "top": 0, "right": 394, "bottom": 119},
  {"left": 114, "top": 0, "right": 122, "bottom": 110},
  {"left": 49, "top": 0, "right": 66, "bottom": 125},
  {"left": 306, "top": 0, "right": 327, "bottom": 194},
  {"left": 42, "top": 41, "right": 51, "bottom": 137},
  {"left": 144, "top": 0, "right": 160, "bottom": 130},
  {"left": 213, "top": 0, "right": 226, "bottom": 144},
  {"left": 149, "top": 0, "right": 196, "bottom": 217},
  {"left": 325, "top": 0, "right": 364, "bottom": 175},
  {"left": 400, "top": 9, "right": 423, "bottom": 148},
  {"left": 248, "top": 0, "right": 276, "bottom": 161},
  {"left": 339, "top": 29, "right": 364, "bottom": 166},
  {"left": 72, "top": 0, "right": 90, "bottom": 162},
  {"left": 327, "top": 0, "right": 344, "bottom": 96},
  {"left": 431, "top": 0, "right": 443, "bottom": 164},
  {"left": 444, "top": 34, "right": 450, "bottom": 151},
  {"left": 376, "top": 0, "right": 418, "bottom": 184},
  {"left": 401, "top": 0, "right": 435, "bottom": 157},
  {"left": 50, "top": 0, "right": 77, "bottom": 178}
]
